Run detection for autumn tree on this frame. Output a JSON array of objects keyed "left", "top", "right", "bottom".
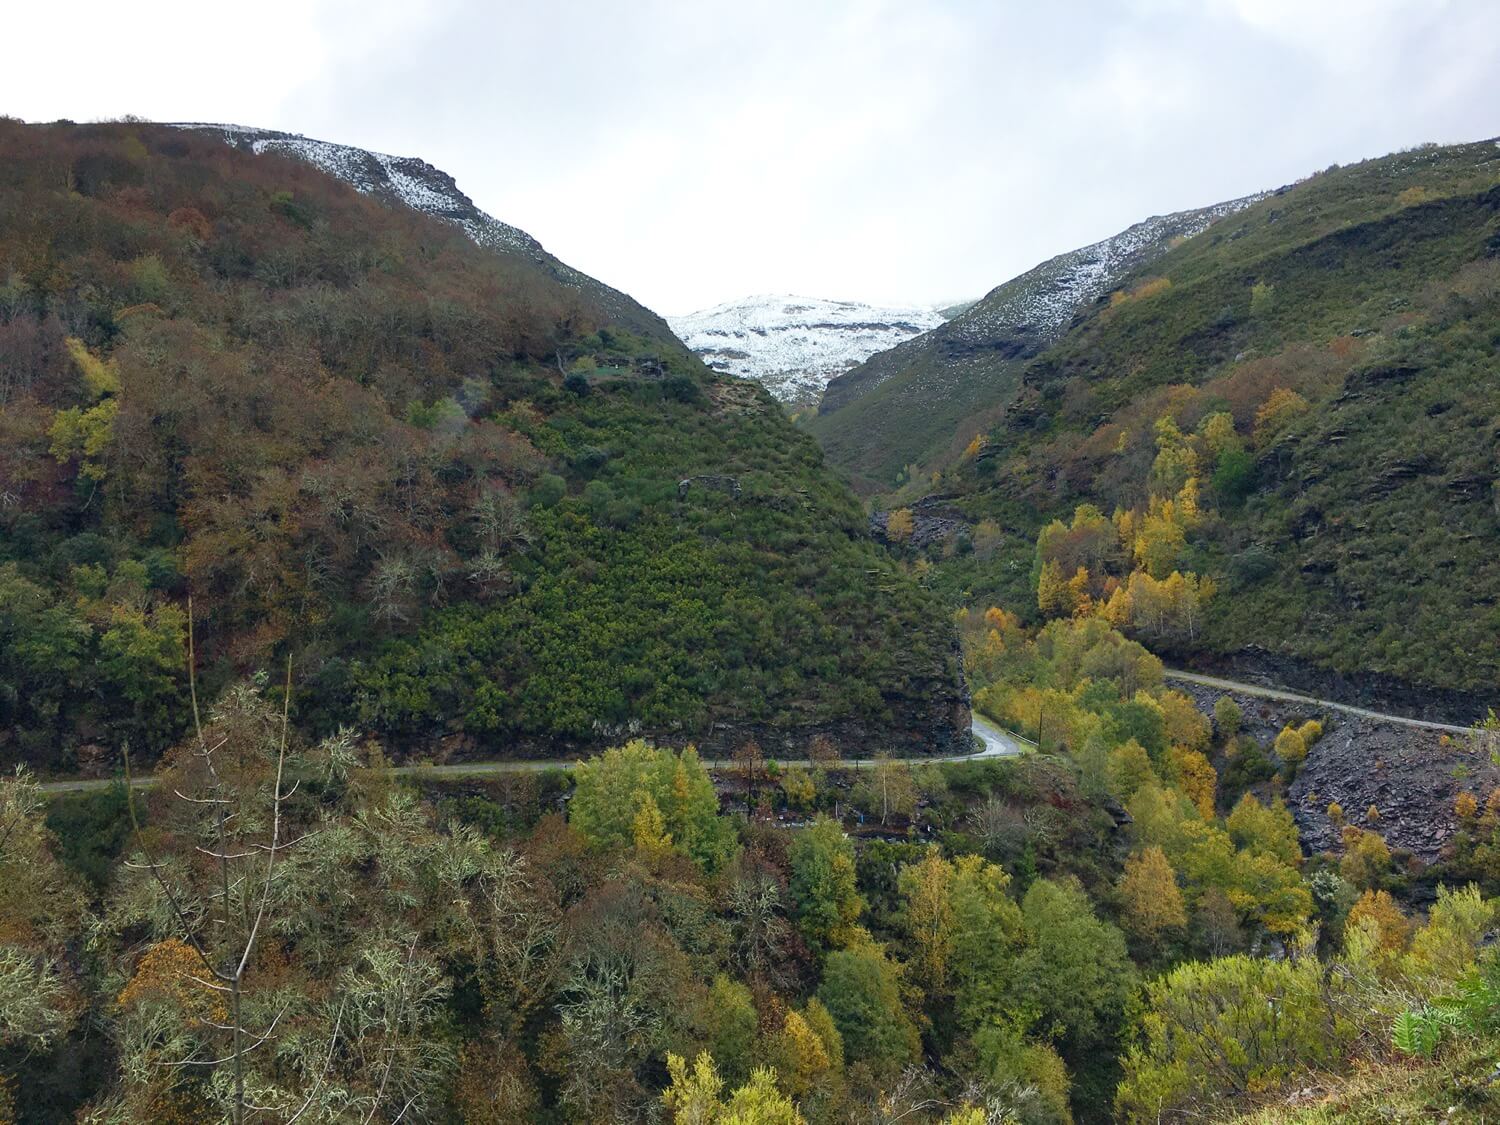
[
  {"left": 1036, "top": 504, "right": 1118, "bottom": 595},
  {"left": 1274, "top": 723, "right": 1308, "bottom": 765},
  {"left": 1120, "top": 846, "right": 1187, "bottom": 948},
  {"left": 806, "top": 734, "right": 840, "bottom": 768},
  {"left": 663, "top": 1052, "right": 805, "bottom": 1125},
  {"left": 1132, "top": 496, "right": 1189, "bottom": 578},
  {"left": 854, "top": 755, "right": 918, "bottom": 825},
  {"left": 1160, "top": 690, "right": 1212, "bottom": 753},
  {"left": 1226, "top": 795, "right": 1302, "bottom": 868},
  {"left": 1346, "top": 889, "right": 1411, "bottom": 955},
  {"left": 885, "top": 508, "right": 915, "bottom": 543},
  {"left": 47, "top": 338, "right": 120, "bottom": 484},
  {"left": 1113, "top": 569, "right": 1215, "bottom": 640},
  {"left": 780, "top": 766, "right": 816, "bottom": 811},
  {"left": 1453, "top": 789, "right": 1479, "bottom": 824},
  {"left": 570, "top": 740, "right": 735, "bottom": 872},
  {"left": 1106, "top": 739, "right": 1157, "bottom": 800},
  {"left": 1149, "top": 416, "right": 1198, "bottom": 497},
  {"left": 1197, "top": 410, "right": 1242, "bottom": 461},
  {"left": 1169, "top": 747, "right": 1217, "bottom": 818},
  {"left": 1037, "top": 559, "right": 1070, "bottom": 618},
  {"left": 1253, "top": 386, "right": 1311, "bottom": 445},
  {"left": 897, "top": 848, "right": 955, "bottom": 997},
  {"left": 765, "top": 1006, "right": 838, "bottom": 1101},
  {"left": 1339, "top": 827, "right": 1391, "bottom": 891}
]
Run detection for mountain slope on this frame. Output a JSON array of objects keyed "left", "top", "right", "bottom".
[
  {"left": 897, "top": 138, "right": 1500, "bottom": 704},
  {"left": 808, "top": 194, "right": 1265, "bottom": 490},
  {"left": 668, "top": 294, "right": 946, "bottom": 406},
  {"left": 178, "top": 123, "right": 671, "bottom": 340},
  {"left": 0, "top": 120, "right": 968, "bottom": 770}
]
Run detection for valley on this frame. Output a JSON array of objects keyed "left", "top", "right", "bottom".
[{"left": 2, "top": 114, "right": 1499, "bottom": 1125}]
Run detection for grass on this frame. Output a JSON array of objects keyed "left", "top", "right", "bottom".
[{"left": 1226, "top": 1039, "right": 1500, "bottom": 1123}]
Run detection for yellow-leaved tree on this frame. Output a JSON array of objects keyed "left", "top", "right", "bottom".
[
  {"left": 885, "top": 508, "right": 915, "bottom": 542},
  {"left": 663, "top": 1052, "right": 804, "bottom": 1125},
  {"left": 897, "top": 849, "right": 956, "bottom": 996},
  {"left": 1120, "top": 846, "right": 1187, "bottom": 946}
]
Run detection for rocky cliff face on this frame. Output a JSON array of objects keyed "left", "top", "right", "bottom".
[
  {"left": 669, "top": 295, "right": 947, "bottom": 406},
  {"left": 176, "top": 124, "right": 675, "bottom": 342},
  {"left": 1175, "top": 678, "right": 1492, "bottom": 863},
  {"left": 807, "top": 194, "right": 1266, "bottom": 487}
]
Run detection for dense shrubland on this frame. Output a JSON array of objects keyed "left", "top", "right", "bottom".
[
  {"left": 0, "top": 120, "right": 961, "bottom": 770},
  {"left": 6, "top": 612, "right": 1496, "bottom": 1122}
]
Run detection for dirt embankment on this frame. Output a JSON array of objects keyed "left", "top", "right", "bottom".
[{"left": 1176, "top": 681, "right": 1498, "bottom": 862}]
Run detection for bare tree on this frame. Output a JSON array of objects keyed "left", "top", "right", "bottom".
[
  {"left": 733, "top": 739, "right": 766, "bottom": 810},
  {"left": 122, "top": 605, "right": 305, "bottom": 1125}
]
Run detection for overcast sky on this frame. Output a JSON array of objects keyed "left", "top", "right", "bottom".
[{"left": 6, "top": 0, "right": 1500, "bottom": 314}]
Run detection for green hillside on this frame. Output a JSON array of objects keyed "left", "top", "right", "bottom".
[
  {"left": 808, "top": 196, "right": 1262, "bottom": 493},
  {"left": 874, "top": 138, "right": 1500, "bottom": 701},
  {"left": 0, "top": 120, "right": 967, "bottom": 771}
]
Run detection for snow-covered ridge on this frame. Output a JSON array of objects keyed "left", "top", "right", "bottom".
[
  {"left": 818, "top": 192, "right": 1268, "bottom": 416},
  {"left": 668, "top": 295, "right": 949, "bottom": 405},
  {"left": 949, "top": 193, "right": 1270, "bottom": 346},
  {"left": 172, "top": 124, "right": 680, "bottom": 342},
  {"left": 176, "top": 123, "right": 542, "bottom": 257}
]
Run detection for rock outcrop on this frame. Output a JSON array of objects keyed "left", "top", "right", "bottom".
[{"left": 1175, "top": 679, "right": 1494, "bottom": 863}]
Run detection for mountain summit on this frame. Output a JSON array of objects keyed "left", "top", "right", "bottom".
[{"left": 669, "top": 294, "right": 948, "bottom": 406}]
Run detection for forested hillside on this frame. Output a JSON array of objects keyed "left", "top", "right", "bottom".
[
  {"left": 7, "top": 609, "right": 1499, "bottom": 1123},
  {"left": 870, "top": 139, "right": 1500, "bottom": 705},
  {"left": 0, "top": 120, "right": 967, "bottom": 771}
]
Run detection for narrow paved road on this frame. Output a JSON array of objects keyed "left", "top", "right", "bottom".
[
  {"left": 44, "top": 671, "right": 1479, "bottom": 797},
  {"left": 39, "top": 713, "right": 1032, "bottom": 794},
  {"left": 1164, "top": 669, "right": 1475, "bottom": 736}
]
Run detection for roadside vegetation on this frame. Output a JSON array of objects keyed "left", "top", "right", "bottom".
[{"left": 5, "top": 606, "right": 1496, "bottom": 1122}]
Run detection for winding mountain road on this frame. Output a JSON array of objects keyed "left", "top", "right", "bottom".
[
  {"left": 37, "top": 713, "right": 1032, "bottom": 795},
  {"left": 40, "top": 671, "right": 1480, "bottom": 798},
  {"left": 1163, "top": 669, "right": 1475, "bottom": 735}
]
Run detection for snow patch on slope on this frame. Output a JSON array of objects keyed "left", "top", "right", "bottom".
[
  {"left": 951, "top": 194, "right": 1269, "bottom": 346},
  {"left": 818, "top": 192, "right": 1270, "bottom": 420},
  {"left": 176, "top": 124, "right": 541, "bottom": 256},
  {"left": 173, "top": 124, "right": 678, "bottom": 335},
  {"left": 668, "top": 295, "right": 948, "bottom": 404}
]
